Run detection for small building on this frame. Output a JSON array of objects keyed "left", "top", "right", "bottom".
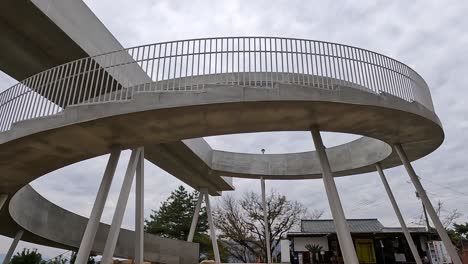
[{"left": 287, "top": 219, "right": 434, "bottom": 264}]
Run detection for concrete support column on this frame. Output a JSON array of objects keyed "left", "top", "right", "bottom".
[
  {"left": 101, "top": 148, "right": 142, "bottom": 264},
  {"left": 394, "top": 143, "right": 462, "bottom": 264},
  {"left": 0, "top": 194, "right": 7, "bottom": 211},
  {"left": 261, "top": 177, "right": 272, "bottom": 264},
  {"left": 75, "top": 148, "right": 121, "bottom": 264},
  {"left": 310, "top": 128, "right": 359, "bottom": 264},
  {"left": 135, "top": 148, "right": 144, "bottom": 264},
  {"left": 2, "top": 230, "right": 24, "bottom": 264},
  {"left": 376, "top": 163, "right": 422, "bottom": 264},
  {"left": 187, "top": 192, "right": 203, "bottom": 242},
  {"left": 203, "top": 188, "right": 221, "bottom": 264}
]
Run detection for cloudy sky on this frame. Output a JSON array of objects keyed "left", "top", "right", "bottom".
[{"left": 1, "top": 0, "right": 468, "bottom": 259}]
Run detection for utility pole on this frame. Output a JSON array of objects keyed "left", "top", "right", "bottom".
[{"left": 415, "top": 191, "right": 431, "bottom": 233}]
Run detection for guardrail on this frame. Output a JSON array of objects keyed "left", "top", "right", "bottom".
[{"left": 0, "top": 37, "right": 434, "bottom": 132}]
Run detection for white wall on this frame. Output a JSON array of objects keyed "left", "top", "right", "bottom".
[{"left": 293, "top": 236, "right": 329, "bottom": 252}]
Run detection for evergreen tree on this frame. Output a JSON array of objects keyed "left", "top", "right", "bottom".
[
  {"left": 69, "top": 252, "right": 96, "bottom": 264},
  {"left": 145, "top": 186, "right": 229, "bottom": 261},
  {"left": 45, "top": 256, "right": 67, "bottom": 264},
  {"left": 145, "top": 185, "right": 208, "bottom": 239},
  {"left": 448, "top": 222, "right": 468, "bottom": 251},
  {"left": 10, "top": 249, "right": 45, "bottom": 264}
]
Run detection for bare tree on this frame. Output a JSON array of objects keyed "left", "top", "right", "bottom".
[
  {"left": 412, "top": 200, "right": 461, "bottom": 229},
  {"left": 213, "top": 195, "right": 259, "bottom": 262},
  {"left": 435, "top": 201, "right": 462, "bottom": 228},
  {"left": 214, "top": 190, "right": 320, "bottom": 262},
  {"left": 305, "top": 209, "right": 325, "bottom": 220}
]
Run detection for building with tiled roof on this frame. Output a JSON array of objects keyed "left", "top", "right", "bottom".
[{"left": 287, "top": 219, "right": 437, "bottom": 264}]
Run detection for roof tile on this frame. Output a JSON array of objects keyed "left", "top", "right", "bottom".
[{"left": 301, "top": 219, "right": 384, "bottom": 233}]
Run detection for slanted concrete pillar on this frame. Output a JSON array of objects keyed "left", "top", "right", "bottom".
[
  {"left": 101, "top": 148, "right": 142, "bottom": 264},
  {"left": 203, "top": 188, "right": 221, "bottom": 264},
  {"left": 2, "top": 230, "right": 23, "bottom": 264},
  {"left": 261, "top": 177, "right": 272, "bottom": 264},
  {"left": 394, "top": 143, "right": 462, "bottom": 264},
  {"left": 187, "top": 192, "right": 203, "bottom": 242},
  {"left": 135, "top": 148, "right": 144, "bottom": 264},
  {"left": 310, "top": 128, "right": 359, "bottom": 264},
  {"left": 0, "top": 194, "right": 7, "bottom": 211},
  {"left": 376, "top": 163, "right": 422, "bottom": 264},
  {"left": 75, "top": 148, "right": 121, "bottom": 264}
]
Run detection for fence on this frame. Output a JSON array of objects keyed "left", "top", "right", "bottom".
[{"left": 0, "top": 37, "right": 434, "bottom": 132}]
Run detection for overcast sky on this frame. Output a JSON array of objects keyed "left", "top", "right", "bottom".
[{"left": 1, "top": 0, "right": 468, "bottom": 259}]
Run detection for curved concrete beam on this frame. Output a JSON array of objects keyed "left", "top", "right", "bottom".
[
  {"left": 0, "top": 83, "right": 443, "bottom": 189},
  {"left": 10, "top": 185, "right": 198, "bottom": 264},
  {"left": 210, "top": 137, "right": 391, "bottom": 179}
]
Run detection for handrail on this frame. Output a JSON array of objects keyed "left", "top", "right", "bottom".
[{"left": 0, "top": 37, "right": 434, "bottom": 132}]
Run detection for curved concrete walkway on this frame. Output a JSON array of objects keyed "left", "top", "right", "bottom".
[
  {"left": 0, "top": 77, "right": 443, "bottom": 260},
  {"left": 0, "top": 37, "right": 444, "bottom": 264}
]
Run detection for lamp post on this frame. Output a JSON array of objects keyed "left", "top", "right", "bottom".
[{"left": 261, "top": 148, "right": 272, "bottom": 264}]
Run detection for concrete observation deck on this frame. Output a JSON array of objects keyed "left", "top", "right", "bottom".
[{"left": 0, "top": 4, "right": 443, "bottom": 261}]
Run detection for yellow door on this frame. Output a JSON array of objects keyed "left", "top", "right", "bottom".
[{"left": 355, "top": 239, "right": 376, "bottom": 264}]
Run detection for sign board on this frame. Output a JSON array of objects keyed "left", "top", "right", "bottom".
[
  {"left": 428, "top": 240, "right": 452, "bottom": 264},
  {"left": 281, "top": 239, "right": 291, "bottom": 263}
]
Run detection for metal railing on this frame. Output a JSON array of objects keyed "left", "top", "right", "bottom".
[{"left": 0, "top": 37, "right": 434, "bottom": 132}]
